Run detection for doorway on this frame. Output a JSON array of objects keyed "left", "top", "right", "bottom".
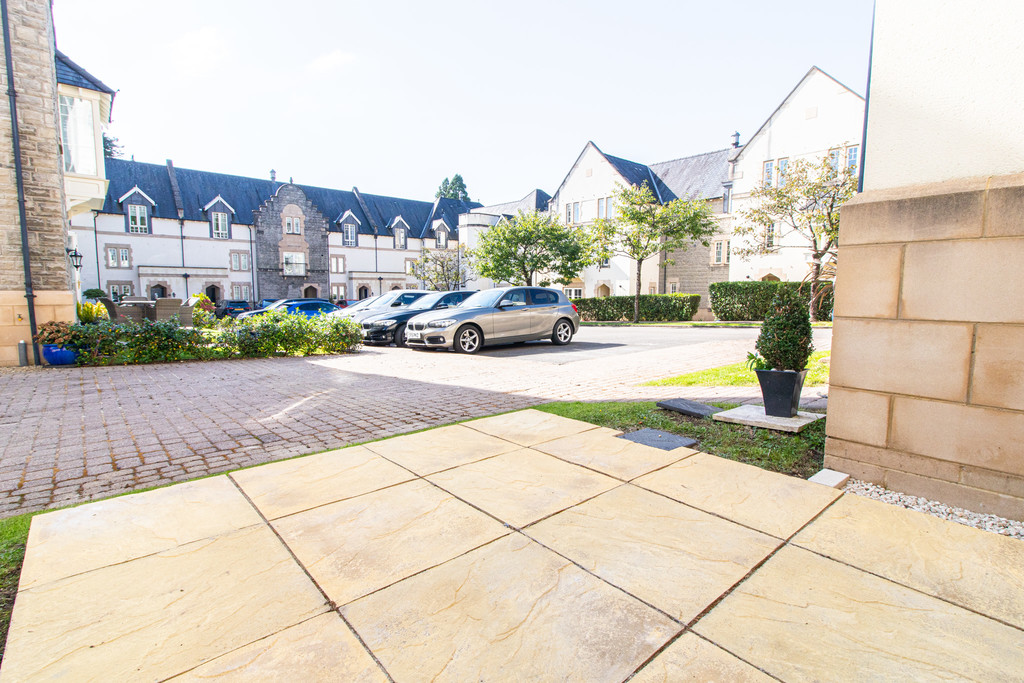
[
  {"left": 303, "top": 285, "right": 318, "bottom": 298},
  {"left": 358, "top": 285, "right": 370, "bottom": 299},
  {"left": 205, "top": 285, "right": 220, "bottom": 303},
  {"left": 150, "top": 284, "right": 166, "bottom": 300}
]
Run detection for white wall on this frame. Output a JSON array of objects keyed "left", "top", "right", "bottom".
[{"left": 864, "top": 0, "right": 1024, "bottom": 190}]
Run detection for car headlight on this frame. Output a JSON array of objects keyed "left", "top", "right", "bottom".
[
  {"left": 428, "top": 318, "right": 457, "bottom": 328},
  {"left": 371, "top": 320, "right": 397, "bottom": 328}
]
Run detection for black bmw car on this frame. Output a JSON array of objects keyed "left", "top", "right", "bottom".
[{"left": 360, "top": 290, "right": 476, "bottom": 346}]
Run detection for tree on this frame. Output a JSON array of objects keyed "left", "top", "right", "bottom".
[
  {"left": 411, "top": 245, "right": 470, "bottom": 291},
  {"left": 436, "top": 173, "right": 470, "bottom": 201},
  {"left": 594, "top": 182, "right": 717, "bottom": 323},
  {"left": 103, "top": 133, "right": 124, "bottom": 158},
  {"left": 733, "top": 154, "right": 857, "bottom": 321},
  {"left": 471, "top": 210, "right": 598, "bottom": 287}
]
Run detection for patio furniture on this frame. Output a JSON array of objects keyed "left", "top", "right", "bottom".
[
  {"left": 178, "top": 304, "right": 194, "bottom": 327},
  {"left": 117, "top": 305, "right": 144, "bottom": 322},
  {"left": 154, "top": 298, "right": 184, "bottom": 321},
  {"left": 97, "top": 297, "right": 120, "bottom": 321}
]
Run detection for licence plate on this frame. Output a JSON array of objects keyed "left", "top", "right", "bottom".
[{"left": 406, "top": 330, "right": 422, "bottom": 340}]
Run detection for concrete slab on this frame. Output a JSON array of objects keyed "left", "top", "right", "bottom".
[
  {"left": 362, "top": 424, "right": 520, "bottom": 475},
  {"left": 534, "top": 427, "right": 694, "bottom": 480},
  {"left": 464, "top": 408, "right": 599, "bottom": 446},
  {"left": 712, "top": 404, "right": 825, "bottom": 433},
  {"left": 619, "top": 428, "right": 698, "bottom": 450},
  {"left": 808, "top": 468, "right": 851, "bottom": 488},
  {"left": 656, "top": 397, "right": 723, "bottom": 418},
  {"left": 631, "top": 632, "right": 774, "bottom": 682}
]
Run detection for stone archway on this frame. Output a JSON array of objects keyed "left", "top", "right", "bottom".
[
  {"left": 596, "top": 284, "right": 611, "bottom": 297},
  {"left": 358, "top": 285, "right": 370, "bottom": 299},
  {"left": 761, "top": 273, "right": 781, "bottom": 282},
  {"left": 205, "top": 284, "right": 221, "bottom": 303},
  {"left": 303, "top": 285, "right": 318, "bottom": 298}
]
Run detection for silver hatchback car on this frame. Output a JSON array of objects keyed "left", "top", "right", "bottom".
[{"left": 405, "top": 286, "right": 581, "bottom": 353}]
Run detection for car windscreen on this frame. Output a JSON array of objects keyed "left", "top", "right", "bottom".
[
  {"left": 459, "top": 289, "right": 504, "bottom": 309},
  {"left": 346, "top": 297, "right": 378, "bottom": 312},
  {"left": 408, "top": 292, "right": 445, "bottom": 310}
]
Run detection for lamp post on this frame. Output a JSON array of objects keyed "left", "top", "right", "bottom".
[
  {"left": 377, "top": 275, "right": 383, "bottom": 295},
  {"left": 183, "top": 273, "right": 190, "bottom": 298},
  {"left": 66, "top": 248, "right": 82, "bottom": 304}
]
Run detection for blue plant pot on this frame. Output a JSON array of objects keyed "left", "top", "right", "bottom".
[{"left": 41, "top": 344, "right": 77, "bottom": 366}]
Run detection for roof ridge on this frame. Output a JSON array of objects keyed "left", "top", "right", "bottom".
[{"left": 650, "top": 148, "right": 731, "bottom": 166}]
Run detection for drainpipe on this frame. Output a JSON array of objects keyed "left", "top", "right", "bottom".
[{"left": 2, "top": 0, "right": 39, "bottom": 365}]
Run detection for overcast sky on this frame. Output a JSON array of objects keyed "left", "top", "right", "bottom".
[{"left": 52, "top": 0, "right": 874, "bottom": 206}]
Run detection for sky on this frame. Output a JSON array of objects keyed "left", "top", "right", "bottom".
[{"left": 52, "top": 0, "right": 875, "bottom": 206}]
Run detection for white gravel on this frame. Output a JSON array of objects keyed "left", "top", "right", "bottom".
[{"left": 844, "top": 479, "right": 1024, "bottom": 540}]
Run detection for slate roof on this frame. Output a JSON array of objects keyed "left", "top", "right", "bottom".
[
  {"left": 472, "top": 189, "right": 552, "bottom": 217},
  {"left": 55, "top": 50, "right": 114, "bottom": 95},
  {"left": 649, "top": 149, "right": 731, "bottom": 202},
  {"left": 603, "top": 153, "right": 657, "bottom": 193},
  {"left": 101, "top": 158, "right": 481, "bottom": 239}
]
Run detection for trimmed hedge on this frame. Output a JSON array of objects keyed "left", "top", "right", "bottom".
[
  {"left": 709, "top": 281, "right": 833, "bottom": 321},
  {"left": 571, "top": 294, "right": 701, "bottom": 322}
]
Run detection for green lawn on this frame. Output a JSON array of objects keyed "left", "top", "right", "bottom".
[
  {"left": 536, "top": 401, "right": 826, "bottom": 478},
  {"left": 644, "top": 350, "right": 830, "bottom": 388},
  {"left": 0, "top": 513, "right": 32, "bottom": 660}
]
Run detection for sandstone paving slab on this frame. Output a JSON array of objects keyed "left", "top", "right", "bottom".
[
  {"left": 341, "top": 533, "right": 680, "bottom": 682},
  {"left": 633, "top": 452, "right": 842, "bottom": 538},
  {"left": 533, "top": 427, "right": 695, "bottom": 480},
  {"left": 230, "top": 445, "right": 415, "bottom": 519},
  {"left": 273, "top": 479, "right": 510, "bottom": 606},
  {"left": 1, "top": 525, "right": 329, "bottom": 682},
  {"left": 362, "top": 423, "right": 521, "bottom": 475},
  {"left": 18, "top": 475, "right": 262, "bottom": 590},
  {"left": 694, "top": 546, "right": 1024, "bottom": 681},
  {"left": 793, "top": 493, "right": 1024, "bottom": 629},
  {"left": 463, "top": 408, "right": 601, "bottom": 446},
  {"left": 712, "top": 404, "right": 825, "bottom": 433},
  {"left": 527, "top": 485, "right": 781, "bottom": 622},
  {"left": 174, "top": 613, "right": 387, "bottom": 682},
  {"left": 629, "top": 632, "right": 774, "bottom": 682},
  {"left": 426, "top": 448, "right": 621, "bottom": 528}
]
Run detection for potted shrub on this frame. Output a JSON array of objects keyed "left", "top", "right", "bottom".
[
  {"left": 33, "top": 321, "right": 81, "bottom": 366},
  {"left": 746, "top": 287, "right": 813, "bottom": 417}
]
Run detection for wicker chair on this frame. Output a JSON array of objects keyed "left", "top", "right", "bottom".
[
  {"left": 117, "top": 306, "right": 144, "bottom": 322},
  {"left": 97, "top": 297, "right": 120, "bottom": 321},
  {"left": 153, "top": 298, "right": 184, "bottom": 321}
]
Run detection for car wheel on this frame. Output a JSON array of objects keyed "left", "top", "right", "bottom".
[
  {"left": 394, "top": 324, "right": 407, "bottom": 348},
  {"left": 454, "top": 325, "right": 482, "bottom": 354},
  {"left": 551, "top": 319, "right": 574, "bottom": 345}
]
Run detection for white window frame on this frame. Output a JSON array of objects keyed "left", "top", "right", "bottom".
[
  {"left": 436, "top": 230, "right": 448, "bottom": 249},
  {"left": 573, "top": 202, "right": 580, "bottom": 223},
  {"left": 212, "top": 211, "right": 229, "bottom": 239},
  {"left": 829, "top": 149, "right": 841, "bottom": 172},
  {"left": 766, "top": 224, "right": 777, "bottom": 249},
  {"left": 565, "top": 204, "right": 571, "bottom": 224},
  {"left": 777, "top": 158, "right": 789, "bottom": 183},
  {"left": 846, "top": 145, "right": 859, "bottom": 171},
  {"left": 330, "top": 255, "right": 344, "bottom": 273},
  {"left": 230, "top": 252, "right": 249, "bottom": 271},
  {"left": 282, "top": 252, "right": 306, "bottom": 276},
  {"left": 763, "top": 160, "right": 774, "bottom": 187},
  {"left": 331, "top": 284, "right": 346, "bottom": 300},
  {"left": 106, "top": 247, "right": 117, "bottom": 268},
  {"left": 58, "top": 95, "right": 97, "bottom": 176},
  {"left": 394, "top": 227, "right": 406, "bottom": 250},
  {"left": 722, "top": 186, "right": 732, "bottom": 213},
  {"left": 564, "top": 288, "right": 583, "bottom": 299},
  {"left": 597, "top": 198, "right": 605, "bottom": 219},
  {"left": 119, "top": 248, "right": 129, "bottom": 268},
  {"left": 128, "top": 204, "right": 148, "bottom": 234},
  {"left": 669, "top": 283, "right": 678, "bottom": 294},
  {"left": 342, "top": 223, "right": 357, "bottom": 246},
  {"left": 292, "top": 217, "right": 301, "bottom": 234}
]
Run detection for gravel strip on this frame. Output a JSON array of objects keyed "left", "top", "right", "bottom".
[{"left": 844, "top": 479, "right": 1024, "bottom": 540}]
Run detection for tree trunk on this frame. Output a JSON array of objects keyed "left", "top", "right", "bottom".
[
  {"left": 809, "top": 258, "right": 821, "bottom": 323},
  {"left": 633, "top": 259, "right": 643, "bottom": 323}
]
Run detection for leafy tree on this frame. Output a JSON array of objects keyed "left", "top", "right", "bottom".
[
  {"left": 594, "top": 182, "right": 717, "bottom": 323},
  {"left": 471, "top": 210, "right": 598, "bottom": 287},
  {"left": 436, "top": 173, "right": 471, "bottom": 201},
  {"left": 102, "top": 133, "right": 124, "bottom": 158},
  {"left": 411, "top": 245, "right": 470, "bottom": 291},
  {"left": 734, "top": 154, "right": 857, "bottom": 321}
]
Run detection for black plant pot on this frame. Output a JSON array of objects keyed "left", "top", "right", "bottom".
[{"left": 755, "top": 369, "right": 808, "bottom": 418}]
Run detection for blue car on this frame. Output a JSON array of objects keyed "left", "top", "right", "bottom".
[{"left": 237, "top": 298, "right": 338, "bottom": 319}]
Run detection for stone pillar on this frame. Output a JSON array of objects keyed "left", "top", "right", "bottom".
[{"left": 825, "top": 174, "right": 1024, "bottom": 520}]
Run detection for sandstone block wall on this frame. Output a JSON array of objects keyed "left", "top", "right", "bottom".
[{"left": 826, "top": 173, "right": 1024, "bottom": 520}]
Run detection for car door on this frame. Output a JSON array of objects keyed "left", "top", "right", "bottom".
[
  {"left": 527, "top": 288, "right": 561, "bottom": 337},
  {"left": 490, "top": 288, "right": 531, "bottom": 340}
]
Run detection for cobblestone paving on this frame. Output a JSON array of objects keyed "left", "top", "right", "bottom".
[{"left": 0, "top": 328, "right": 830, "bottom": 517}]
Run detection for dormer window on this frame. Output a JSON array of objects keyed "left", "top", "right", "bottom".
[
  {"left": 436, "top": 229, "right": 448, "bottom": 249},
  {"left": 58, "top": 95, "right": 97, "bottom": 176},
  {"left": 212, "top": 212, "right": 229, "bottom": 239},
  {"left": 285, "top": 217, "right": 302, "bottom": 234},
  {"left": 342, "top": 222, "right": 357, "bottom": 246},
  {"left": 127, "top": 204, "right": 148, "bottom": 234},
  {"left": 394, "top": 227, "right": 406, "bottom": 250}
]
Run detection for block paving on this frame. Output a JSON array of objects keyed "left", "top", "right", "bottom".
[{"left": 4, "top": 410, "right": 1021, "bottom": 681}]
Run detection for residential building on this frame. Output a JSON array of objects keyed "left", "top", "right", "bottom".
[{"left": 459, "top": 189, "right": 551, "bottom": 290}]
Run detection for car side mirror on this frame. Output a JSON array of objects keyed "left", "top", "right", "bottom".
[{"left": 436, "top": 303, "right": 449, "bottom": 310}]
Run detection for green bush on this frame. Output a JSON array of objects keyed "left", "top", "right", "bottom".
[
  {"left": 709, "top": 281, "right": 833, "bottom": 321},
  {"left": 753, "top": 287, "right": 813, "bottom": 371},
  {"left": 572, "top": 294, "right": 700, "bottom": 322},
  {"left": 81, "top": 288, "right": 106, "bottom": 301}
]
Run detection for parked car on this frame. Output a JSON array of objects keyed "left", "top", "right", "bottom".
[
  {"left": 214, "top": 299, "right": 253, "bottom": 319},
  {"left": 334, "top": 299, "right": 360, "bottom": 309},
  {"left": 237, "top": 298, "right": 336, "bottom": 319},
  {"left": 258, "top": 298, "right": 280, "bottom": 309},
  {"left": 332, "top": 290, "right": 429, "bottom": 324},
  {"left": 405, "top": 286, "right": 580, "bottom": 354},
  {"left": 361, "top": 290, "right": 476, "bottom": 346}
]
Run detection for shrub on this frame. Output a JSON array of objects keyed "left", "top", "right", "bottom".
[
  {"left": 572, "top": 294, "right": 700, "bottom": 322},
  {"left": 82, "top": 288, "right": 106, "bottom": 300},
  {"left": 752, "top": 287, "right": 813, "bottom": 371},
  {"left": 76, "top": 301, "right": 108, "bottom": 323},
  {"left": 709, "top": 281, "right": 832, "bottom": 321},
  {"left": 33, "top": 321, "right": 80, "bottom": 347},
  {"left": 191, "top": 306, "right": 217, "bottom": 329}
]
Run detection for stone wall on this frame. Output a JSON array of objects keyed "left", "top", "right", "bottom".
[
  {"left": 661, "top": 241, "right": 727, "bottom": 309},
  {"left": 0, "top": 0, "right": 73, "bottom": 365},
  {"left": 253, "top": 185, "right": 330, "bottom": 301},
  {"left": 825, "top": 173, "right": 1024, "bottom": 520}
]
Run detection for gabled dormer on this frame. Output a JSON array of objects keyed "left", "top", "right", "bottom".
[
  {"left": 390, "top": 216, "right": 410, "bottom": 249},
  {"left": 203, "top": 195, "right": 236, "bottom": 239},
  {"left": 336, "top": 209, "right": 361, "bottom": 247},
  {"left": 118, "top": 186, "right": 156, "bottom": 234},
  {"left": 432, "top": 219, "right": 451, "bottom": 249}
]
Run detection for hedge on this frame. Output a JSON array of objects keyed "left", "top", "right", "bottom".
[
  {"left": 709, "top": 281, "right": 833, "bottom": 321},
  {"left": 571, "top": 294, "right": 701, "bottom": 322}
]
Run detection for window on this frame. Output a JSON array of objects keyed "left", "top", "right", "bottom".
[
  {"left": 846, "top": 145, "right": 859, "bottom": 172},
  {"left": 648, "top": 285, "right": 656, "bottom": 295},
  {"left": 128, "top": 204, "right": 148, "bottom": 234},
  {"left": 572, "top": 202, "right": 581, "bottom": 223},
  {"left": 436, "top": 229, "right": 448, "bottom": 249},
  {"left": 599, "top": 257, "right": 610, "bottom": 268},
  {"left": 284, "top": 216, "right": 302, "bottom": 235},
  {"left": 597, "top": 198, "right": 605, "bottom": 219},
  {"left": 230, "top": 253, "right": 250, "bottom": 271},
  {"left": 766, "top": 224, "right": 777, "bottom": 249},
  {"left": 342, "top": 223, "right": 357, "bottom": 246},
  {"left": 331, "top": 284, "right": 346, "bottom": 300},
  {"left": 106, "top": 246, "right": 130, "bottom": 268},
  {"left": 829, "top": 149, "right": 841, "bottom": 172},
  {"left": 394, "top": 227, "right": 406, "bottom": 250},
  {"left": 669, "top": 283, "right": 678, "bottom": 294},
  {"left": 106, "top": 247, "right": 117, "bottom": 268},
  {"left": 777, "top": 158, "right": 789, "bottom": 183},
  {"left": 565, "top": 204, "right": 571, "bottom": 224},
  {"left": 282, "top": 252, "right": 306, "bottom": 275},
  {"left": 231, "top": 284, "right": 251, "bottom": 300},
  {"left": 763, "top": 160, "right": 774, "bottom": 187},
  {"left": 330, "top": 255, "right": 344, "bottom": 273},
  {"left": 212, "top": 212, "right": 229, "bottom": 239},
  {"left": 722, "top": 186, "right": 731, "bottom": 213},
  {"left": 564, "top": 288, "right": 583, "bottom": 299},
  {"left": 109, "top": 283, "right": 133, "bottom": 299},
  {"left": 119, "top": 248, "right": 129, "bottom": 268},
  {"left": 606, "top": 197, "right": 614, "bottom": 217},
  {"left": 713, "top": 240, "right": 731, "bottom": 265},
  {"left": 58, "top": 95, "right": 96, "bottom": 175}
]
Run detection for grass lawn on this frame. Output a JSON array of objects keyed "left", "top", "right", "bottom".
[
  {"left": 0, "top": 513, "right": 32, "bottom": 661},
  {"left": 535, "top": 401, "right": 826, "bottom": 479},
  {"left": 644, "top": 350, "right": 830, "bottom": 388}
]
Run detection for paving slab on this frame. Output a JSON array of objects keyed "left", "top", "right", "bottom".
[
  {"left": 630, "top": 632, "right": 774, "bottom": 682},
  {"left": 230, "top": 445, "right": 414, "bottom": 520},
  {"left": 175, "top": 613, "right": 387, "bottom": 682},
  {"left": 18, "top": 475, "right": 261, "bottom": 590},
  {"left": 712, "top": 404, "right": 825, "bottom": 433},
  {"left": 463, "top": 408, "right": 600, "bottom": 446},
  {"left": 527, "top": 485, "right": 781, "bottom": 622},
  {"left": 694, "top": 546, "right": 1024, "bottom": 681},
  {"left": 793, "top": 493, "right": 1024, "bottom": 629},
  {"left": 656, "top": 397, "right": 723, "bottom": 418},
  {"left": 341, "top": 533, "right": 679, "bottom": 682},
  {"left": 362, "top": 423, "right": 520, "bottom": 475},
  {"left": 533, "top": 427, "right": 695, "bottom": 480},
  {"left": 427, "top": 447, "right": 620, "bottom": 528},
  {"left": 2, "top": 525, "right": 329, "bottom": 682},
  {"left": 273, "top": 479, "right": 509, "bottom": 606},
  {"left": 633, "top": 452, "right": 842, "bottom": 538},
  {"left": 619, "top": 428, "right": 698, "bottom": 451}
]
